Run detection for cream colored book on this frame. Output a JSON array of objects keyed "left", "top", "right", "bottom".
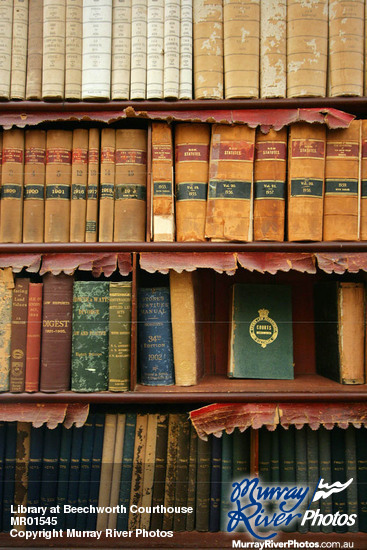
[
  {"left": 140, "top": 414, "right": 158, "bottom": 529},
  {"left": 193, "top": 0, "right": 223, "bottom": 99},
  {"left": 0, "top": 0, "right": 13, "bottom": 99},
  {"left": 329, "top": 0, "right": 364, "bottom": 97},
  {"left": 164, "top": 0, "right": 180, "bottom": 98},
  {"left": 287, "top": 0, "right": 328, "bottom": 98},
  {"left": 10, "top": 0, "right": 28, "bottom": 100},
  {"left": 42, "top": 0, "right": 66, "bottom": 99},
  {"left": 26, "top": 0, "right": 43, "bottom": 99},
  {"left": 111, "top": 0, "right": 131, "bottom": 99},
  {"left": 260, "top": 0, "right": 286, "bottom": 98},
  {"left": 82, "top": 0, "right": 112, "bottom": 100},
  {"left": 147, "top": 0, "right": 164, "bottom": 99},
  {"left": 130, "top": 0, "right": 147, "bottom": 99},
  {"left": 107, "top": 414, "right": 126, "bottom": 529},
  {"left": 179, "top": 0, "right": 192, "bottom": 99},
  {"left": 223, "top": 0, "right": 260, "bottom": 99},
  {"left": 65, "top": 0, "right": 82, "bottom": 100},
  {"left": 96, "top": 414, "right": 117, "bottom": 531}
]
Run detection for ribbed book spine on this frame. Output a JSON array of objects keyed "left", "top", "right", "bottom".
[
  {"left": 9, "top": 278, "right": 30, "bottom": 393},
  {"left": 24, "top": 283, "right": 43, "bottom": 393},
  {"left": 111, "top": 0, "right": 131, "bottom": 100},
  {"left": 164, "top": 0, "right": 180, "bottom": 99},
  {"left": 96, "top": 413, "right": 117, "bottom": 531},
  {"left": 108, "top": 282, "right": 132, "bottom": 392},
  {"left": 130, "top": 0, "right": 147, "bottom": 99},
  {"left": 10, "top": 0, "right": 28, "bottom": 100},
  {"left": 147, "top": 0, "right": 164, "bottom": 99},
  {"left": 223, "top": 0, "right": 260, "bottom": 99},
  {"left": 0, "top": 0, "right": 13, "bottom": 99},
  {"left": 152, "top": 122, "right": 175, "bottom": 242},
  {"left": 70, "top": 128, "right": 89, "bottom": 242},
  {"left": 65, "top": 0, "right": 82, "bottom": 100},
  {"left": 42, "top": 0, "right": 66, "bottom": 99},
  {"left": 0, "top": 129, "right": 24, "bottom": 243},
  {"left": 82, "top": 0, "right": 112, "bottom": 99},
  {"left": 99, "top": 128, "right": 115, "bottom": 243},
  {"left": 260, "top": 0, "right": 286, "bottom": 98},
  {"left": 23, "top": 129, "right": 46, "bottom": 244},
  {"left": 25, "top": 0, "right": 43, "bottom": 100},
  {"left": 107, "top": 414, "right": 125, "bottom": 529},
  {"left": 85, "top": 128, "right": 100, "bottom": 242},
  {"left": 150, "top": 413, "right": 168, "bottom": 530},
  {"left": 0, "top": 279, "right": 13, "bottom": 392},
  {"left": 179, "top": 0, "right": 192, "bottom": 99}
]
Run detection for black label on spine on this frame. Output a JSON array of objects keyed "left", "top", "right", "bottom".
[
  {"left": 46, "top": 184, "right": 71, "bottom": 200},
  {"left": 208, "top": 180, "right": 251, "bottom": 200},
  {"left": 1, "top": 184, "right": 22, "bottom": 199},
  {"left": 362, "top": 180, "right": 367, "bottom": 198},
  {"left": 115, "top": 184, "right": 146, "bottom": 201},
  {"left": 325, "top": 179, "right": 358, "bottom": 195},
  {"left": 71, "top": 184, "right": 87, "bottom": 200},
  {"left": 153, "top": 181, "right": 172, "bottom": 197},
  {"left": 255, "top": 181, "right": 285, "bottom": 200},
  {"left": 85, "top": 221, "right": 97, "bottom": 232},
  {"left": 24, "top": 184, "right": 44, "bottom": 200},
  {"left": 176, "top": 182, "right": 207, "bottom": 201},
  {"left": 290, "top": 178, "right": 323, "bottom": 198},
  {"left": 87, "top": 184, "right": 98, "bottom": 200},
  {"left": 100, "top": 184, "right": 114, "bottom": 199}
]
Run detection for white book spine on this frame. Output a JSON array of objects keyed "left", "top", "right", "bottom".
[
  {"left": 65, "top": 0, "right": 82, "bottom": 99},
  {"left": 111, "top": 0, "right": 131, "bottom": 99},
  {"left": 164, "top": 0, "right": 180, "bottom": 98},
  {"left": 179, "top": 0, "right": 192, "bottom": 99},
  {"left": 130, "top": 0, "right": 147, "bottom": 99},
  {"left": 0, "top": 0, "right": 13, "bottom": 99},
  {"left": 260, "top": 0, "right": 286, "bottom": 98},
  {"left": 42, "top": 0, "right": 66, "bottom": 99},
  {"left": 82, "top": 0, "right": 112, "bottom": 100},
  {"left": 147, "top": 0, "right": 164, "bottom": 99},
  {"left": 10, "top": 0, "right": 28, "bottom": 100}
]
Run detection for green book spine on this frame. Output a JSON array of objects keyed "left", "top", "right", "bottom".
[
  {"left": 280, "top": 426, "right": 296, "bottom": 533},
  {"left": 196, "top": 435, "right": 211, "bottom": 532},
  {"left": 71, "top": 281, "right": 109, "bottom": 391},
  {"left": 331, "top": 427, "right": 347, "bottom": 533},
  {"left": 259, "top": 427, "right": 271, "bottom": 483},
  {"left": 77, "top": 414, "right": 95, "bottom": 530},
  {"left": 173, "top": 414, "right": 190, "bottom": 531},
  {"left": 162, "top": 413, "right": 179, "bottom": 530},
  {"left": 65, "top": 426, "right": 83, "bottom": 530},
  {"left": 270, "top": 429, "right": 280, "bottom": 483},
  {"left": 318, "top": 426, "right": 333, "bottom": 533},
  {"left": 295, "top": 428, "right": 308, "bottom": 534},
  {"left": 233, "top": 429, "right": 250, "bottom": 481},
  {"left": 220, "top": 432, "right": 233, "bottom": 532},
  {"left": 209, "top": 435, "right": 222, "bottom": 532},
  {"left": 150, "top": 414, "right": 168, "bottom": 530},
  {"left": 56, "top": 425, "right": 73, "bottom": 531},
  {"left": 345, "top": 426, "right": 358, "bottom": 532},
  {"left": 108, "top": 282, "right": 132, "bottom": 391},
  {"left": 185, "top": 424, "right": 198, "bottom": 532}
]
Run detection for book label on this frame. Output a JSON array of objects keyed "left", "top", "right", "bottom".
[
  {"left": 3, "top": 148, "right": 23, "bottom": 163},
  {"left": 71, "top": 184, "right": 87, "bottom": 200},
  {"left": 255, "top": 181, "right": 285, "bottom": 199},
  {"left": 325, "top": 179, "right": 358, "bottom": 195},
  {"left": 256, "top": 142, "right": 287, "bottom": 161},
  {"left": 115, "top": 184, "right": 146, "bottom": 201},
  {"left": 327, "top": 143, "right": 359, "bottom": 158},
  {"left": 101, "top": 148, "right": 115, "bottom": 163},
  {"left": 46, "top": 185, "right": 71, "bottom": 200},
  {"left": 208, "top": 179, "right": 251, "bottom": 200},
  {"left": 85, "top": 221, "right": 97, "bottom": 232},
  {"left": 24, "top": 184, "right": 44, "bottom": 200},
  {"left": 290, "top": 178, "right": 323, "bottom": 198},
  {"left": 176, "top": 182, "right": 207, "bottom": 201},
  {"left": 25, "top": 148, "right": 45, "bottom": 164},
  {"left": 72, "top": 149, "right": 88, "bottom": 163},
  {"left": 152, "top": 145, "right": 172, "bottom": 161},
  {"left": 46, "top": 150, "right": 72, "bottom": 164},
  {"left": 362, "top": 180, "right": 367, "bottom": 198},
  {"left": 89, "top": 149, "right": 99, "bottom": 163},
  {"left": 176, "top": 144, "right": 209, "bottom": 163},
  {"left": 100, "top": 184, "right": 114, "bottom": 199},
  {"left": 87, "top": 184, "right": 98, "bottom": 199},
  {"left": 291, "top": 140, "right": 325, "bottom": 159},
  {"left": 115, "top": 150, "right": 147, "bottom": 165},
  {"left": 211, "top": 142, "right": 254, "bottom": 161},
  {"left": 153, "top": 181, "right": 173, "bottom": 197},
  {"left": 1, "top": 184, "right": 22, "bottom": 199}
]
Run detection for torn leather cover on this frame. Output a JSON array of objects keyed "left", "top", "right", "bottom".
[{"left": 0, "top": 403, "right": 89, "bottom": 429}]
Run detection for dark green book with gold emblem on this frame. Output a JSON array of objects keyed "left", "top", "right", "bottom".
[{"left": 228, "top": 284, "right": 293, "bottom": 379}]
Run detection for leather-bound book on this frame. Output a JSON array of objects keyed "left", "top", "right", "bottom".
[
  {"left": 162, "top": 413, "right": 179, "bottom": 530},
  {"left": 196, "top": 434, "right": 211, "bottom": 531},
  {"left": 331, "top": 428, "right": 348, "bottom": 533},
  {"left": 173, "top": 414, "right": 190, "bottom": 531},
  {"left": 13, "top": 422, "right": 31, "bottom": 531},
  {"left": 295, "top": 428, "right": 307, "bottom": 533},
  {"left": 254, "top": 127, "right": 287, "bottom": 241},
  {"left": 147, "top": 0, "right": 164, "bottom": 99},
  {"left": 163, "top": 0, "right": 179, "bottom": 99},
  {"left": 356, "top": 426, "right": 367, "bottom": 532},
  {"left": 10, "top": 0, "right": 28, "bottom": 100},
  {"left": 128, "top": 413, "right": 148, "bottom": 530},
  {"left": 40, "top": 274, "right": 73, "bottom": 392},
  {"left": 99, "top": 128, "right": 115, "bottom": 242},
  {"left": 361, "top": 119, "right": 367, "bottom": 240},
  {"left": 26, "top": 0, "right": 43, "bottom": 100},
  {"left": 108, "top": 281, "right": 132, "bottom": 392},
  {"left": 40, "top": 425, "right": 62, "bottom": 513},
  {"left": 116, "top": 412, "right": 136, "bottom": 530},
  {"left": 111, "top": 0, "right": 131, "bottom": 100},
  {"left": 23, "top": 129, "right": 46, "bottom": 244},
  {"left": 42, "top": 0, "right": 66, "bottom": 99},
  {"left": 56, "top": 425, "right": 73, "bottom": 530},
  {"left": 205, "top": 124, "right": 255, "bottom": 241},
  {"left": 175, "top": 123, "right": 210, "bottom": 242},
  {"left": 150, "top": 413, "right": 168, "bottom": 530},
  {"left": 0, "top": 1, "right": 12, "bottom": 99},
  {"left": 209, "top": 435, "right": 222, "bottom": 532},
  {"left": 179, "top": 0, "right": 193, "bottom": 100},
  {"left": 323, "top": 120, "right": 361, "bottom": 241},
  {"left": 65, "top": 0, "right": 82, "bottom": 100},
  {"left": 287, "top": 123, "right": 326, "bottom": 241},
  {"left": 44, "top": 130, "right": 73, "bottom": 243},
  {"left": 0, "top": 129, "right": 25, "bottom": 243},
  {"left": 186, "top": 424, "right": 198, "bottom": 531},
  {"left": 140, "top": 413, "right": 158, "bottom": 529},
  {"left": 25, "top": 283, "right": 43, "bottom": 393},
  {"left": 70, "top": 129, "right": 88, "bottom": 242},
  {"left": 318, "top": 426, "right": 332, "bottom": 533},
  {"left": 27, "top": 426, "right": 45, "bottom": 529},
  {"left": 130, "top": 0, "right": 147, "bottom": 99},
  {"left": 9, "top": 278, "right": 30, "bottom": 393},
  {"left": 85, "top": 128, "right": 100, "bottom": 242},
  {"left": 345, "top": 426, "right": 359, "bottom": 533},
  {"left": 0, "top": 275, "right": 14, "bottom": 392},
  {"left": 86, "top": 413, "right": 105, "bottom": 530},
  {"left": 77, "top": 416, "right": 96, "bottom": 530},
  {"left": 260, "top": 0, "right": 286, "bottom": 98},
  {"left": 152, "top": 122, "right": 175, "bottom": 242},
  {"left": 113, "top": 128, "right": 147, "bottom": 242},
  {"left": 96, "top": 413, "right": 117, "bottom": 531},
  {"left": 65, "top": 426, "right": 83, "bottom": 530},
  {"left": 219, "top": 431, "right": 232, "bottom": 532},
  {"left": 107, "top": 413, "right": 126, "bottom": 530},
  {"left": 306, "top": 427, "right": 319, "bottom": 533},
  {"left": 2, "top": 422, "right": 17, "bottom": 532}
]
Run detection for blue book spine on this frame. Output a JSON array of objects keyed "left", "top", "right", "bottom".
[
  {"left": 56, "top": 426, "right": 73, "bottom": 531},
  {"left": 116, "top": 413, "right": 136, "bottom": 530},
  {"left": 138, "top": 287, "right": 174, "bottom": 385},
  {"left": 86, "top": 413, "right": 105, "bottom": 531},
  {"left": 220, "top": 432, "right": 233, "bottom": 532},
  {"left": 0, "top": 421, "right": 6, "bottom": 532},
  {"left": 65, "top": 426, "right": 84, "bottom": 529},
  {"left": 40, "top": 425, "right": 61, "bottom": 530},
  {"left": 27, "top": 426, "right": 45, "bottom": 531},
  {"left": 76, "top": 414, "right": 95, "bottom": 530},
  {"left": 209, "top": 435, "right": 222, "bottom": 532},
  {"left": 3, "top": 422, "right": 17, "bottom": 532}
]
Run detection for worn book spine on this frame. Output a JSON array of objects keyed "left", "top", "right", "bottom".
[
  {"left": 280, "top": 426, "right": 296, "bottom": 533},
  {"left": 13, "top": 422, "right": 31, "bottom": 531},
  {"left": 287, "top": 123, "right": 326, "bottom": 241},
  {"left": 361, "top": 119, "right": 367, "bottom": 240},
  {"left": 56, "top": 425, "right": 73, "bottom": 530},
  {"left": 111, "top": 0, "right": 131, "bottom": 100},
  {"left": 96, "top": 414, "right": 117, "bottom": 531},
  {"left": 40, "top": 425, "right": 61, "bottom": 514},
  {"left": 128, "top": 413, "right": 147, "bottom": 530},
  {"left": 108, "top": 281, "right": 132, "bottom": 392},
  {"left": 26, "top": 0, "right": 43, "bottom": 99},
  {"left": 70, "top": 129, "right": 89, "bottom": 242},
  {"left": 2, "top": 422, "right": 17, "bottom": 532},
  {"left": 324, "top": 120, "right": 361, "bottom": 241},
  {"left": 329, "top": 0, "right": 364, "bottom": 97},
  {"left": 254, "top": 127, "right": 287, "bottom": 241},
  {"left": 260, "top": 0, "right": 286, "bottom": 98},
  {"left": 193, "top": 0, "right": 223, "bottom": 99},
  {"left": 24, "top": 283, "right": 43, "bottom": 393},
  {"left": 152, "top": 122, "right": 175, "bottom": 242},
  {"left": 175, "top": 123, "right": 210, "bottom": 241},
  {"left": 147, "top": 0, "right": 164, "bottom": 99},
  {"left": 44, "top": 130, "right": 73, "bottom": 243},
  {"left": 0, "top": 279, "right": 13, "bottom": 392},
  {"left": 205, "top": 124, "right": 255, "bottom": 241},
  {"left": 86, "top": 413, "right": 105, "bottom": 531},
  {"left": 65, "top": 0, "right": 82, "bottom": 100},
  {"left": 232, "top": 428, "right": 250, "bottom": 478},
  {"left": 116, "top": 412, "right": 136, "bottom": 530},
  {"left": 107, "top": 414, "right": 125, "bottom": 529},
  {"left": 150, "top": 413, "right": 168, "bottom": 530},
  {"left": 0, "top": 129, "right": 24, "bottom": 243},
  {"left": 162, "top": 413, "right": 179, "bottom": 530},
  {"left": 306, "top": 426, "right": 319, "bottom": 533},
  {"left": 0, "top": 0, "right": 13, "bottom": 99},
  {"left": 9, "top": 278, "right": 30, "bottom": 393},
  {"left": 196, "top": 435, "right": 211, "bottom": 531},
  {"left": 71, "top": 281, "right": 110, "bottom": 392},
  {"left": 318, "top": 427, "right": 332, "bottom": 533},
  {"left": 85, "top": 128, "right": 100, "bottom": 242},
  {"left": 10, "top": 0, "right": 28, "bottom": 100},
  {"left": 114, "top": 128, "right": 147, "bottom": 241},
  {"left": 179, "top": 0, "right": 192, "bottom": 99},
  {"left": 259, "top": 427, "right": 271, "bottom": 482},
  {"left": 209, "top": 435, "right": 221, "bottom": 532},
  {"left": 345, "top": 426, "right": 358, "bottom": 533},
  {"left": 42, "top": 0, "right": 66, "bottom": 99},
  {"left": 356, "top": 426, "right": 367, "bottom": 532},
  {"left": 140, "top": 413, "right": 158, "bottom": 529},
  {"left": 185, "top": 424, "right": 198, "bottom": 531},
  {"left": 331, "top": 428, "right": 348, "bottom": 533},
  {"left": 219, "top": 431, "right": 232, "bottom": 532},
  {"left": 99, "top": 128, "right": 115, "bottom": 242},
  {"left": 27, "top": 426, "right": 44, "bottom": 529},
  {"left": 40, "top": 274, "right": 73, "bottom": 392},
  {"left": 223, "top": 0, "right": 260, "bottom": 99},
  {"left": 65, "top": 426, "right": 83, "bottom": 530},
  {"left": 295, "top": 428, "right": 307, "bottom": 533},
  {"left": 130, "top": 0, "right": 147, "bottom": 99},
  {"left": 23, "top": 129, "right": 46, "bottom": 244},
  {"left": 164, "top": 0, "right": 180, "bottom": 99},
  {"left": 173, "top": 414, "right": 190, "bottom": 531},
  {"left": 271, "top": 428, "right": 280, "bottom": 482},
  {"left": 287, "top": 0, "right": 328, "bottom": 98}
]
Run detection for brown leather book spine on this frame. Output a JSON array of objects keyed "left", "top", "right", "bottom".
[
  {"left": 99, "top": 128, "right": 115, "bottom": 242},
  {"left": 44, "top": 130, "right": 73, "bottom": 242},
  {"left": 23, "top": 129, "right": 46, "bottom": 243},
  {"left": 70, "top": 128, "right": 88, "bottom": 242},
  {"left": 254, "top": 127, "right": 287, "bottom": 241},
  {"left": 40, "top": 273, "right": 73, "bottom": 392},
  {"left": 287, "top": 123, "right": 326, "bottom": 241},
  {"left": 175, "top": 123, "right": 210, "bottom": 242},
  {"left": 0, "top": 129, "right": 24, "bottom": 243},
  {"left": 85, "top": 128, "right": 100, "bottom": 242},
  {"left": 26, "top": 0, "right": 43, "bottom": 100},
  {"left": 205, "top": 124, "right": 255, "bottom": 241},
  {"left": 14, "top": 421, "right": 31, "bottom": 531},
  {"left": 114, "top": 129, "right": 147, "bottom": 242},
  {"left": 323, "top": 120, "right": 361, "bottom": 241},
  {"left": 361, "top": 120, "right": 367, "bottom": 240},
  {"left": 25, "top": 283, "right": 43, "bottom": 393},
  {"left": 152, "top": 122, "right": 175, "bottom": 242},
  {"left": 339, "top": 283, "right": 365, "bottom": 384},
  {"left": 9, "top": 278, "right": 30, "bottom": 393}
]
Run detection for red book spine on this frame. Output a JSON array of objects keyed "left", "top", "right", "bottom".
[{"left": 25, "top": 283, "right": 43, "bottom": 392}]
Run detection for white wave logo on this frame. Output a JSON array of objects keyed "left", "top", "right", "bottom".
[{"left": 311, "top": 477, "right": 353, "bottom": 502}]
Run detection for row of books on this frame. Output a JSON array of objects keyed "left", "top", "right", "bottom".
[
  {"left": 1, "top": 0, "right": 366, "bottom": 101},
  {"left": 0, "top": 416, "right": 366, "bottom": 535}
]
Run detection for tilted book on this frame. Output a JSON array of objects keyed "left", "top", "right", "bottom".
[
  {"left": 23, "top": 129, "right": 46, "bottom": 244},
  {"left": 42, "top": 0, "right": 66, "bottom": 99},
  {"left": 152, "top": 122, "right": 175, "bottom": 242},
  {"left": 260, "top": 0, "right": 286, "bottom": 98},
  {"left": 10, "top": 0, "right": 28, "bottom": 100}
]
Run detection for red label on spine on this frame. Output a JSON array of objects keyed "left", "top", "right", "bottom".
[
  {"left": 115, "top": 150, "right": 147, "bottom": 164},
  {"left": 25, "top": 148, "right": 46, "bottom": 164},
  {"left": 292, "top": 140, "right": 325, "bottom": 158},
  {"left": 46, "top": 149, "right": 72, "bottom": 164},
  {"left": 326, "top": 142, "right": 359, "bottom": 158},
  {"left": 256, "top": 141, "right": 287, "bottom": 161},
  {"left": 3, "top": 148, "right": 24, "bottom": 163},
  {"left": 72, "top": 149, "right": 88, "bottom": 164},
  {"left": 101, "top": 148, "right": 115, "bottom": 163},
  {"left": 211, "top": 141, "right": 254, "bottom": 161},
  {"left": 152, "top": 145, "right": 172, "bottom": 161},
  {"left": 176, "top": 144, "right": 209, "bottom": 163},
  {"left": 88, "top": 149, "right": 99, "bottom": 163}
]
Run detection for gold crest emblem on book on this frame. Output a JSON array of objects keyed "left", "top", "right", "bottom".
[{"left": 249, "top": 309, "right": 278, "bottom": 348}]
